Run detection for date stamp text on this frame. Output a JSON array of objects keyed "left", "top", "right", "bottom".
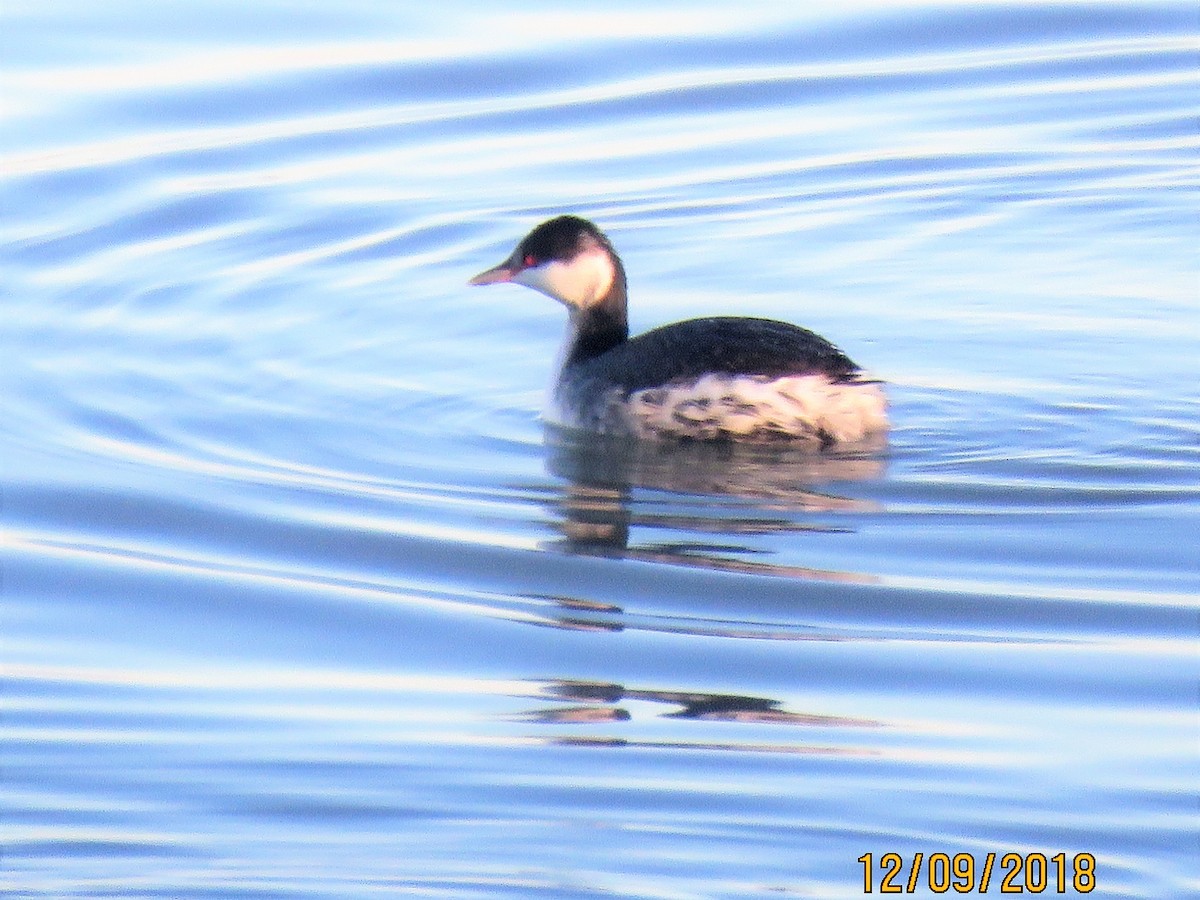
[{"left": 858, "top": 852, "right": 1096, "bottom": 894}]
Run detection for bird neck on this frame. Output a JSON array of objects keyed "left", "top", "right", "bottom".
[{"left": 563, "top": 264, "right": 628, "bottom": 366}]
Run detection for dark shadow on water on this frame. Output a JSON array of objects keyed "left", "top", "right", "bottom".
[{"left": 540, "top": 424, "right": 888, "bottom": 580}]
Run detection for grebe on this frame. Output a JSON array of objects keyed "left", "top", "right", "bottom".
[{"left": 469, "top": 215, "right": 887, "bottom": 444}]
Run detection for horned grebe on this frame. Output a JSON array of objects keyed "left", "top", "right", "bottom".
[{"left": 469, "top": 216, "right": 887, "bottom": 444}]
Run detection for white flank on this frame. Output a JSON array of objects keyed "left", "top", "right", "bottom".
[{"left": 619, "top": 373, "right": 889, "bottom": 443}]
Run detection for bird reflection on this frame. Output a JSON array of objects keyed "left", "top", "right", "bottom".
[
  {"left": 518, "top": 679, "right": 880, "bottom": 754},
  {"left": 525, "top": 592, "right": 872, "bottom": 640},
  {"left": 541, "top": 425, "right": 886, "bottom": 579}
]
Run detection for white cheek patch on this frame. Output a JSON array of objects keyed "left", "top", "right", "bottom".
[{"left": 514, "top": 249, "right": 614, "bottom": 308}]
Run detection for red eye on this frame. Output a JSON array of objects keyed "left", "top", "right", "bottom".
[{"left": 523, "top": 254, "right": 537, "bottom": 268}]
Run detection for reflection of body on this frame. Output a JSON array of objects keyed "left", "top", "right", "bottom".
[
  {"left": 528, "top": 679, "right": 880, "bottom": 731},
  {"left": 547, "top": 427, "right": 885, "bottom": 503},
  {"left": 471, "top": 216, "right": 888, "bottom": 444},
  {"left": 542, "top": 430, "right": 884, "bottom": 582}
]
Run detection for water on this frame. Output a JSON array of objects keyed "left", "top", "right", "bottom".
[{"left": 3, "top": 2, "right": 1198, "bottom": 897}]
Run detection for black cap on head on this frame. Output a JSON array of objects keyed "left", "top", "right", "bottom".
[{"left": 517, "top": 215, "right": 611, "bottom": 267}]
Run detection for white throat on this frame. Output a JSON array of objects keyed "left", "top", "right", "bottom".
[{"left": 515, "top": 247, "right": 615, "bottom": 309}]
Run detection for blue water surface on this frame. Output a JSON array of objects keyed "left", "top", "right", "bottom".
[{"left": 3, "top": 2, "right": 1198, "bottom": 897}]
